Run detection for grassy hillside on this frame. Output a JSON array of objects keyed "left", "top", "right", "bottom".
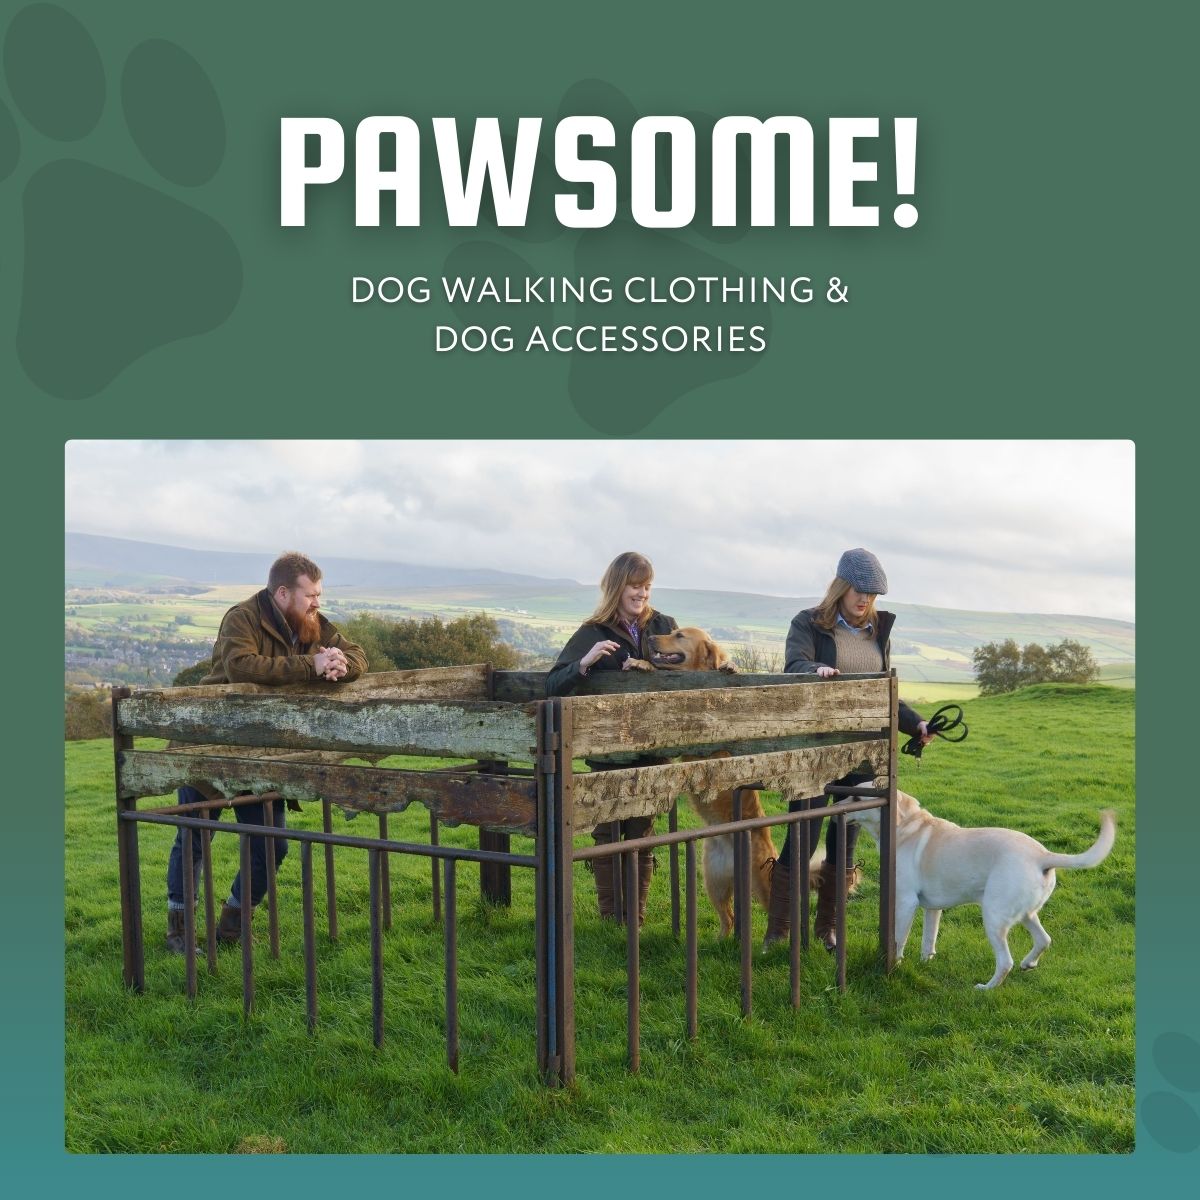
[{"left": 65, "top": 684, "right": 1133, "bottom": 1153}]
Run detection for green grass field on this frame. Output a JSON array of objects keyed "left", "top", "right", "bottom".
[{"left": 65, "top": 684, "right": 1134, "bottom": 1153}]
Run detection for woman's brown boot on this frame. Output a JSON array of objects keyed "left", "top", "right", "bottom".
[
  {"left": 592, "top": 823, "right": 619, "bottom": 920},
  {"left": 813, "top": 864, "right": 862, "bottom": 951},
  {"left": 762, "top": 857, "right": 791, "bottom": 950}
]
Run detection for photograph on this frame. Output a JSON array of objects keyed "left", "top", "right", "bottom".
[{"left": 64, "top": 439, "right": 1134, "bottom": 1154}]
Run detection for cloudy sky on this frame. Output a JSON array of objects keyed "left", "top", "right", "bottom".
[{"left": 65, "top": 440, "right": 1135, "bottom": 621}]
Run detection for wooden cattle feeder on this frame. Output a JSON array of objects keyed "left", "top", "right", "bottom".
[{"left": 112, "top": 664, "right": 899, "bottom": 1086}]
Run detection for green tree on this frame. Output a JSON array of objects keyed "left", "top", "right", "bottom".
[
  {"left": 173, "top": 659, "right": 213, "bottom": 686},
  {"left": 345, "top": 612, "right": 518, "bottom": 672},
  {"left": 65, "top": 691, "right": 112, "bottom": 740},
  {"left": 973, "top": 637, "right": 1099, "bottom": 694}
]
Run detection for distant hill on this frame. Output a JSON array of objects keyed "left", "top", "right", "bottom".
[{"left": 65, "top": 533, "right": 578, "bottom": 590}]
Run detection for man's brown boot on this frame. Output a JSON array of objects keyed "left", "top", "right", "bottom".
[
  {"left": 762, "top": 857, "right": 791, "bottom": 950},
  {"left": 164, "top": 908, "right": 197, "bottom": 955},
  {"left": 216, "top": 902, "right": 244, "bottom": 944}
]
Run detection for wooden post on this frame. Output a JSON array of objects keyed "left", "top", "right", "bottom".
[
  {"left": 112, "top": 687, "right": 144, "bottom": 993},
  {"left": 479, "top": 760, "right": 513, "bottom": 906}
]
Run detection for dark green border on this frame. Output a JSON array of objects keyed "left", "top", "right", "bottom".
[{"left": 6, "top": 0, "right": 1195, "bottom": 1186}]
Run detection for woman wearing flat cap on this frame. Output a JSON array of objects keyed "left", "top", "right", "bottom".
[{"left": 764, "top": 547, "right": 933, "bottom": 952}]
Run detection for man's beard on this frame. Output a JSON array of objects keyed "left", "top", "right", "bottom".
[{"left": 287, "top": 608, "right": 322, "bottom": 645}]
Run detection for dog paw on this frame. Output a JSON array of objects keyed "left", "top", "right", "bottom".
[
  {"left": 718, "top": 662, "right": 738, "bottom": 674},
  {"left": 3, "top": 4, "right": 242, "bottom": 398},
  {"left": 623, "top": 657, "right": 655, "bottom": 672}
]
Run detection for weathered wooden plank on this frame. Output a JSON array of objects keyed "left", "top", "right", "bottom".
[
  {"left": 118, "top": 750, "right": 537, "bottom": 832},
  {"left": 493, "top": 669, "right": 886, "bottom": 702},
  {"left": 572, "top": 739, "right": 889, "bottom": 830},
  {"left": 131, "top": 664, "right": 491, "bottom": 703},
  {"left": 586, "top": 729, "right": 884, "bottom": 765},
  {"left": 565, "top": 678, "right": 890, "bottom": 758},
  {"left": 116, "top": 694, "right": 538, "bottom": 760}
]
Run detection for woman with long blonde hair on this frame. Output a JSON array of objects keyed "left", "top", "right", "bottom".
[
  {"left": 765, "top": 548, "right": 932, "bottom": 952},
  {"left": 546, "top": 551, "right": 679, "bottom": 925}
]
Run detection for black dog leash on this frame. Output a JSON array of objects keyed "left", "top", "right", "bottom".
[{"left": 902, "top": 702, "right": 969, "bottom": 764}]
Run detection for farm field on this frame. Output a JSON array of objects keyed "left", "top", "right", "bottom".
[{"left": 65, "top": 684, "right": 1134, "bottom": 1153}]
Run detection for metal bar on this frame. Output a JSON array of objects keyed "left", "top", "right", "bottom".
[
  {"left": 479, "top": 760, "right": 513, "bottom": 906},
  {"left": 789, "top": 811, "right": 801, "bottom": 1007},
  {"left": 835, "top": 811, "right": 848, "bottom": 994},
  {"left": 430, "top": 812, "right": 441, "bottom": 924},
  {"left": 125, "top": 812, "right": 535, "bottom": 866},
  {"left": 142, "top": 792, "right": 275, "bottom": 816},
  {"left": 882, "top": 671, "right": 900, "bottom": 971},
  {"left": 668, "top": 800, "right": 680, "bottom": 939},
  {"left": 264, "top": 798, "right": 280, "bottom": 960},
  {"left": 301, "top": 842, "right": 317, "bottom": 1032},
  {"left": 825, "top": 783, "right": 889, "bottom": 798},
  {"left": 111, "top": 687, "right": 144, "bottom": 993},
  {"left": 685, "top": 840, "right": 698, "bottom": 1041},
  {"left": 182, "top": 828, "right": 197, "bottom": 1000},
  {"left": 444, "top": 857, "right": 459, "bottom": 1073},
  {"left": 370, "top": 849, "right": 384, "bottom": 1047},
  {"left": 240, "top": 833, "right": 254, "bottom": 1017},
  {"left": 322, "top": 799, "right": 338, "bottom": 942},
  {"left": 799, "top": 797, "right": 811, "bottom": 952},
  {"left": 573, "top": 797, "right": 887, "bottom": 859},
  {"left": 379, "top": 814, "right": 392, "bottom": 931},
  {"left": 611, "top": 821, "right": 625, "bottom": 925},
  {"left": 735, "top": 789, "right": 751, "bottom": 1018},
  {"left": 201, "top": 820, "right": 217, "bottom": 975},
  {"left": 534, "top": 706, "right": 549, "bottom": 1079},
  {"left": 625, "top": 847, "right": 640, "bottom": 1074},
  {"left": 731, "top": 788, "right": 743, "bottom": 942},
  {"left": 536, "top": 700, "right": 558, "bottom": 1084},
  {"left": 552, "top": 697, "right": 576, "bottom": 1086}
]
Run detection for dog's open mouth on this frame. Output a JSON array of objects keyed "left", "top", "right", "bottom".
[{"left": 651, "top": 650, "right": 686, "bottom": 666}]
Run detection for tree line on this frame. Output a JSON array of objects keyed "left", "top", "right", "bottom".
[{"left": 971, "top": 638, "right": 1099, "bottom": 695}]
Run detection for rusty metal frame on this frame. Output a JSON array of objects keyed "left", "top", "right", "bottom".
[{"left": 111, "top": 666, "right": 897, "bottom": 1086}]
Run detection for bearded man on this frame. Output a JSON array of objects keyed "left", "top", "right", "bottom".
[{"left": 164, "top": 551, "right": 368, "bottom": 953}]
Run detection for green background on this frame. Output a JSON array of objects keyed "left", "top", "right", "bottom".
[{"left": 4, "top": 0, "right": 1192, "bottom": 1184}]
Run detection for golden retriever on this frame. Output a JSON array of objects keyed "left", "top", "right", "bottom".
[
  {"left": 645, "top": 627, "right": 778, "bottom": 937},
  {"left": 854, "top": 791, "right": 1116, "bottom": 988}
]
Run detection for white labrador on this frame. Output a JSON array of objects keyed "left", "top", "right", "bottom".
[{"left": 855, "top": 791, "right": 1116, "bottom": 989}]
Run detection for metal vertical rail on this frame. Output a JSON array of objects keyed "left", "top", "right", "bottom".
[
  {"left": 322, "top": 799, "right": 338, "bottom": 941},
  {"left": 610, "top": 821, "right": 625, "bottom": 925},
  {"left": 264, "top": 798, "right": 280, "bottom": 959},
  {"left": 788, "top": 814, "right": 801, "bottom": 1008},
  {"left": 182, "top": 828, "right": 197, "bottom": 1000},
  {"left": 430, "top": 812, "right": 442, "bottom": 923},
  {"left": 535, "top": 700, "right": 557, "bottom": 1083},
  {"left": 551, "top": 697, "right": 576, "bottom": 1086},
  {"left": 201, "top": 818, "right": 217, "bottom": 974},
  {"left": 625, "top": 847, "right": 640, "bottom": 1073},
  {"left": 685, "top": 840, "right": 698, "bottom": 1040},
  {"left": 240, "top": 833, "right": 254, "bottom": 1017},
  {"left": 735, "top": 788, "right": 752, "bottom": 1018},
  {"left": 835, "top": 812, "right": 848, "bottom": 993},
  {"left": 379, "top": 814, "right": 392, "bottom": 930},
  {"left": 881, "top": 670, "right": 900, "bottom": 971},
  {"left": 111, "top": 687, "right": 144, "bottom": 993},
  {"left": 301, "top": 842, "right": 317, "bottom": 1032},
  {"left": 799, "top": 797, "right": 811, "bottom": 950},
  {"left": 444, "top": 858, "right": 459, "bottom": 1073},
  {"left": 369, "top": 849, "right": 384, "bottom": 1047},
  {"left": 479, "top": 760, "right": 513, "bottom": 906},
  {"left": 668, "top": 800, "right": 681, "bottom": 938}
]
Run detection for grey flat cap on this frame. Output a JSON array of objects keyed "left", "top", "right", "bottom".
[{"left": 836, "top": 548, "right": 888, "bottom": 595}]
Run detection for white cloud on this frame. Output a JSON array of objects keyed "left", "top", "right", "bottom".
[{"left": 64, "top": 439, "right": 1135, "bottom": 620}]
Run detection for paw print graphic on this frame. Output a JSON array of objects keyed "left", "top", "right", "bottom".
[
  {"left": 1142, "top": 1031, "right": 1200, "bottom": 1153},
  {"left": 443, "top": 79, "right": 772, "bottom": 436},
  {"left": 1, "top": 4, "right": 241, "bottom": 399}
]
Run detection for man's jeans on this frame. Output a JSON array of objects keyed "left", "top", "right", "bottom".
[{"left": 166, "top": 786, "right": 290, "bottom": 909}]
